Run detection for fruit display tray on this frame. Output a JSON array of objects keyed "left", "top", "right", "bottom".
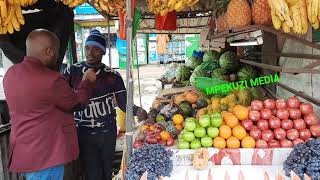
[{"left": 170, "top": 148, "right": 293, "bottom": 166}]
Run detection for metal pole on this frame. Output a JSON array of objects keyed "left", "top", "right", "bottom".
[
  {"left": 107, "top": 17, "right": 112, "bottom": 68},
  {"left": 125, "top": 0, "right": 134, "bottom": 166},
  {"left": 135, "top": 37, "right": 143, "bottom": 108}
]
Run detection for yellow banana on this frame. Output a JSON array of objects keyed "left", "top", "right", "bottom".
[
  {"left": 7, "top": 0, "right": 14, "bottom": 5},
  {"left": 300, "top": 0, "right": 309, "bottom": 33},
  {"left": 286, "top": 0, "right": 299, "bottom": 6},
  {"left": 31, "top": 0, "right": 37, "bottom": 5},
  {"left": 28, "top": 0, "right": 33, "bottom": 5},
  {"left": 11, "top": 13, "right": 20, "bottom": 31},
  {"left": 4, "top": 5, "right": 14, "bottom": 26},
  {"left": 272, "top": 0, "right": 285, "bottom": 21},
  {"left": 174, "top": 0, "right": 184, "bottom": 11},
  {"left": 15, "top": 5, "right": 24, "bottom": 25},
  {"left": 312, "top": 19, "right": 320, "bottom": 29},
  {"left": 0, "top": 0, "right": 8, "bottom": 22},
  {"left": 188, "top": 0, "right": 199, "bottom": 6},
  {"left": 14, "top": 0, "right": 19, "bottom": 5},
  {"left": 311, "top": 0, "right": 318, "bottom": 23},
  {"left": 279, "top": 0, "right": 293, "bottom": 27},
  {"left": 7, "top": 22, "right": 13, "bottom": 34},
  {"left": 306, "top": 0, "right": 312, "bottom": 22},
  {"left": 167, "top": 0, "right": 176, "bottom": 9},
  {"left": 21, "top": 0, "right": 28, "bottom": 7},
  {"left": 2, "top": 26, "right": 7, "bottom": 34},
  {"left": 290, "top": 2, "right": 300, "bottom": 33},
  {"left": 282, "top": 22, "right": 291, "bottom": 32}
]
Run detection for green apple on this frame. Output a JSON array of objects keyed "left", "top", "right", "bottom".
[
  {"left": 211, "top": 116, "right": 223, "bottom": 128},
  {"left": 207, "top": 126, "right": 219, "bottom": 138},
  {"left": 190, "top": 140, "right": 202, "bottom": 149},
  {"left": 199, "top": 114, "right": 211, "bottom": 128},
  {"left": 201, "top": 136, "right": 213, "bottom": 148},
  {"left": 185, "top": 117, "right": 196, "bottom": 123},
  {"left": 182, "top": 131, "right": 196, "bottom": 142},
  {"left": 211, "top": 112, "right": 222, "bottom": 119},
  {"left": 178, "top": 141, "right": 190, "bottom": 149},
  {"left": 184, "top": 121, "right": 197, "bottom": 132},
  {"left": 194, "top": 127, "right": 206, "bottom": 138}
]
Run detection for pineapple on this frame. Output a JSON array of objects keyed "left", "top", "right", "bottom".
[
  {"left": 251, "top": 0, "right": 272, "bottom": 25},
  {"left": 214, "top": 0, "right": 229, "bottom": 32},
  {"left": 225, "top": 0, "right": 252, "bottom": 28},
  {"left": 217, "top": 14, "right": 229, "bottom": 32}
]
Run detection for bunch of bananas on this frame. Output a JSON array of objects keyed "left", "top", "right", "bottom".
[
  {"left": 61, "top": 0, "right": 87, "bottom": 8},
  {"left": 306, "top": 0, "right": 320, "bottom": 29},
  {"left": 93, "top": 0, "right": 125, "bottom": 16},
  {"left": 147, "top": 0, "right": 199, "bottom": 16},
  {"left": 268, "top": 0, "right": 308, "bottom": 34},
  {"left": 0, "top": 0, "right": 37, "bottom": 34}
]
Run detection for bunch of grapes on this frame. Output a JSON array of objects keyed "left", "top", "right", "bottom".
[
  {"left": 283, "top": 138, "right": 320, "bottom": 179},
  {"left": 126, "top": 144, "right": 173, "bottom": 180}
]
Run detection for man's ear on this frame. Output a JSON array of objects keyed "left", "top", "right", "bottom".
[{"left": 45, "top": 48, "right": 53, "bottom": 56}]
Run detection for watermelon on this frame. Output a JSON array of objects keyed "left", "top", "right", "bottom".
[
  {"left": 176, "top": 65, "right": 192, "bottom": 81},
  {"left": 219, "top": 51, "right": 239, "bottom": 72},
  {"left": 237, "top": 65, "right": 258, "bottom": 81},
  {"left": 211, "top": 68, "right": 227, "bottom": 79},
  {"left": 200, "top": 61, "right": 220, "bottom": 73},
  {"left": 189, "top": 65, "right": 209, "bottom": 86},
  {"left": 203, "top": 50, "right": 220, "bottom": 62},
  {"left": 187, "top": 56, "right": 203, "bottom": 70}
]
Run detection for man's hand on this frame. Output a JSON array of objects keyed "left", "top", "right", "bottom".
[
  {"left": 137, "top": 107, "right": 147, "bottom": 122},
  {"left": 82, "top": 68, "right": 96, "bottom": 82}
]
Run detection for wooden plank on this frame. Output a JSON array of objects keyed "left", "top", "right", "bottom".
[
  {"left": 240, "top": 59, "right": 282, "bottom": 71},
  {"left": 253, "top": 52, "right": 320, "bottom": 60},
  {"left": 276, "top": 83, "right": 320, "bottom": 106},
  {"left": 282, "top": 68, "right": 320, "bottom": 74},
  {"left": 304, "top": 61, "right": 320, "bottom": 68}
]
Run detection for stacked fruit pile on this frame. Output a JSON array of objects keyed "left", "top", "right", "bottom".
[
  {"left": 0, "top": 0, "right": 36, "bottom": 34},
  {"left": 146, "top": 0, "right": 200, "bottom": 16},
  {"left": 178, "top": 105, "right": 256, "bottom": 149},
  {"left": 60, "top": 0, "right": 86, "bottom": 8},
  {"left": 175, "top": 50, "right": 260, "bottom": 86},
  {"left": 244, "top": 97, "right": 320, "bottom": 148}
]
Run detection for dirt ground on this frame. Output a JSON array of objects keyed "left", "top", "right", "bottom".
[{"left": 117, "top": 64, "right": 167, "bottom": 111}]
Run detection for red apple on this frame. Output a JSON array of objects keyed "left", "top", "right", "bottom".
[
  {"left": 255, "top": 139, "right": 268, "bottom": 148},
  {"left": 276, "top": 99, "right": 287, "bottom": 109},
  {"left": 257, "top": 120, "right": 269, "bottom": 131},
  {"left": 281, "top": 119, "right": 294, "bottom": 130},
  {"left": 277, "top": 109, "right": 290, "bottom": 120},
  {"left": 262, "top": 130, "right": 274, "bottom": 142},
  {"left": 249, "top": 111, "right": 261, "bottom": 121},
  {"left": 304, "top": 113, "right": 319, "bottom": 126},
  {"left": 293, "top": 139, "right": 304, "bottom": 146},
  {"left": 293, "top": 119, "right": 306, "bottom": 130},
  {"left": 241, "top": 120, "right": 254, "bottom": 131},
  {"left": 251, "top": 100, "right": 264, "bottom": 111},
  {"left": 287, "top": 97, "right": 301, "bottom": 109},
  {"left": 299, "top": 129, "right": 312, "bottom": 141},
  {"left": 264, "top": 99, "right": 276, "bottom": 110},
  {"left": 274, "top": 128, "right": 287, "bottom": 140},
  {"left": 268, "top": 140, "right": 280, "bottom": 148},
  {"left": 261, "top": 109, "right": 273, "bottom": 120},
  {"left": 300, "top": 103, "right": 314, "bottom": 115},
  {"left": 250, "top": 127, "right": 262, "bottom": 140},
  {"left": 272, "top": 109, "right": 277, "bottom": 116},
  {"left": 287, "top": 129, "right": 299, "bottom": 141},
  {"left": 310, "top": 124, "right": 320, "bottom": 137},
  {"left": 269, "top": 116, "right": 281, "bottom": 129},
  {"left": 280, "top": 139, "right": 293, "bottom": 148},
  {"left": 288, "top": 109, "right": 302, "bottom": 120},
  {"left": 166, "top": 138, "right": 175, "bottom": 147}
]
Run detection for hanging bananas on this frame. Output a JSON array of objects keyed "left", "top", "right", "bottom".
[
  {"left": 146, "top": 0, "right": 200, "bottom": 16},
  {"left": 61, "top": 0, "right": 86, "bottom": 8},
  {"left": 92, "top": 0, "right": 125, "bottom": 16},
  {"left": 268, "top": 0, "right": 308, "bottom": 34},
  {"left": 0, "top": 0, "right": 34, "bottom": 34}
]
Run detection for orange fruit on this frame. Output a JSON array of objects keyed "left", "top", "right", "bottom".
[
  {"left": 160, "top": 131, "right": 171, "bottom": 141},
  {"left": 232, "top": 125, "right": 247, "bottom": 140},
  {"left": 149, "top": 125, "right": 156, "bottom": 131},
  {"left": 213, "top": 137, "right": 227, "bottom": 149},
  {"left": 219, "top": 125, "right": 232, "bottom": 139},
  {"left": 175, "top": 124, "right": 183, "bottom": 131},
  {"left": 223, "top": 112, "right": 239, "bottom": 128},
  {"left": 140, "top": 125, "right": 149, "bottom": 132},
  {"left": 241, "top": 136, "right": 256, "bottom": 148},
  {"left": 226, "top": 136, "right": 241, "bottom": 148},
  {"left": 173, "top": 114, "right": 184, "bottom": 125}
]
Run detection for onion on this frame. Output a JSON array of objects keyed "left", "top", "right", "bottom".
[
  {"left": 261, "top": 109, "right": 273, "bottom": 120},
  {"left": 310, "top": 124, "right": 320, "bottom": 137},
  {"left": 281, "top": 119, "right": 294, "bottom": 130},
  {"left": 262, "top": 130, "right": 274, "bottom": 142},
  {"left": 288, "top": 108, "right": 302, "bottom": 120},
  {"left": 264, "top": 99, "right": 276, "bottom": 110},
  {"left": 293, "top": 119, "right": 306, "bottom": 130},
  {"left": 293, "top": 139, "right": 304, "bottom": 146},
  {"left": 276, "top": 99, "right": 287, "bottom": 109},
  {"left": 255, "top": 139, "right": 268, "bottom": 148},
  {"left": 287, "top": 97, "right": 301, "bottom": 109},
  {"left": 300, "top": 103, "right": 314, "bottom": 115},
  {"left": 287, "top": 129, "right": 299, "bottom": 141},
  {"left": 257, "top": 120, "right": 269, "bottom": 131},
  {"left": 268, "top": 140, "right": 280, "bottom": 148},
  {"left": 274, "top": 128, "right": 287, "bottom": 140},
  {"left": 250, "top": 127, "right": 262, "bottom": 140},
  {"left": 269, "top": 116, "right": 281, "bottom": 129},
  {"left": 277, "top": 109, "right": 289, "bottom": 120},
  {"left": 299, "top": 129, "right": 312, "bottom": 141},
  {"left": 280, "top": 139, "right": 293, "bottom": 148},
  {"left": 251, "top": 100, "right": 264, "bottom": 111}
]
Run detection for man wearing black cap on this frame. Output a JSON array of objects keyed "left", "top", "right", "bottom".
[{"left": 63, "top": 30, "right": 147, "bottom": 180}]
